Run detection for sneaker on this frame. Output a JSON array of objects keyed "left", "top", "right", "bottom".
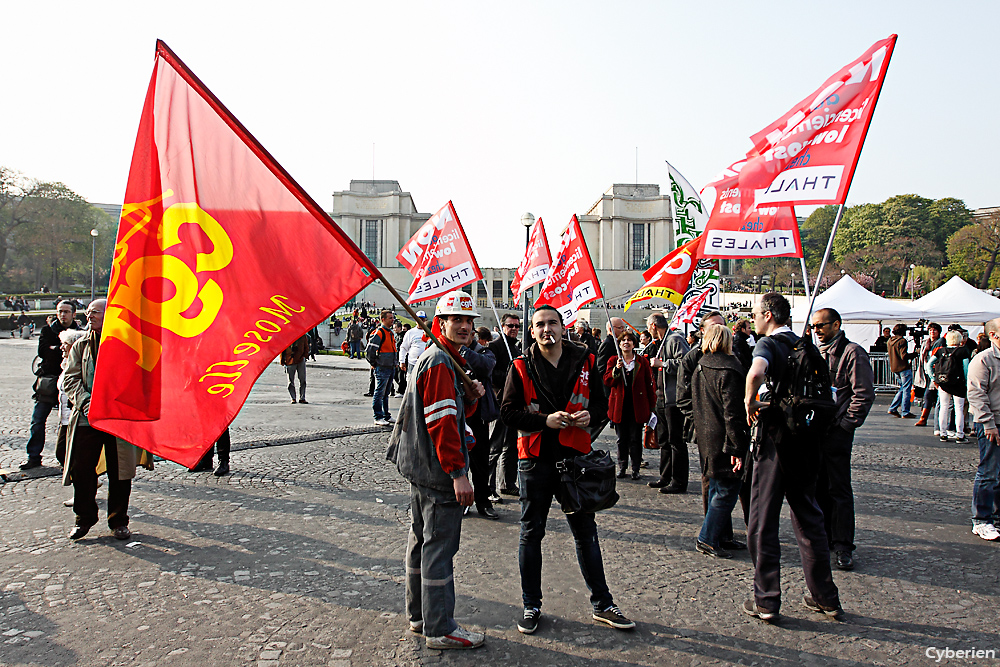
[
  {"left": 742, "top": 599, "right": 777, "bottom": 622},
  {"left": 374, "top": 418, "right": 390, "bottom": 426},
  {"left": 955, "top": 435, "right": 968, "bottom": 443},
  {"left": 425, "top": 625, "right": 485, "bottom": 649},
  {"left": 973, "top": 523, "right": 1000, "bottom": 541},
  {"left": 887, "top": 409, "right": 901, "bottom": 418},
  {"left": 802, "top": 595, "right": 845, "bottom": 619},
  {"left": 940, "top": 434, "right": 949, "bottom": 442},
  {"left": 409, "top": 619, "right": 423, "bottom": 634},
  {"left": 695, "top": 539, "right": 733, "bottom": 559},
  {"left": 517, "top": 607, "right": 541, "bottom": 634},
  {"left": 592, "top": 605, "right": 635, "bottom": 630},
  {"left": 487, "top": 494, "right": 503, "bottom": 504},
  {"left": 933, "top": 429, "right": 941, "bottom": 436},
  {"left": 386, "top": 415, "right": 396, "bottom": 424}
]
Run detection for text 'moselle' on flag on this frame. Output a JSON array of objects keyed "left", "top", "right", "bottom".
[
  {"left": 510, "top": 216, "right": 552, "bottom": 307},
  {"left": 88, "top": 40, "right": 376, "bottom": 468},
  {"left": 395, "top": 201, "right": 482, "bottom": 304},
  {"left": 699, "top": 160, "right": 803, "bottom": 259},
  {"left": 738, "top": 34, "right": 897, "bottom": 214},
  {"left": 624, "top": 236, "right": 701, "bottom": 312},
  {"left": 534, "top": 215, "right": 602, "bottom": 326}
]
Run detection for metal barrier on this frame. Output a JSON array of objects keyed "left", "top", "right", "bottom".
[{"left": 869, "top": 352, "right": 922, "bottom": 394}]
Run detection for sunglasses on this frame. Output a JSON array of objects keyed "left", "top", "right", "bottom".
[
  {"left": 812, "top": 321, "right": 835, "bottom": 329},
  {"left": 504, "top": 323, "right": 521, "bottom": 329}
]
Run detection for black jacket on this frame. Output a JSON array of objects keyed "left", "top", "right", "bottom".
[
  {"left": 733, "top": 332, "right": 753, "bottom": 371},
  {"left": 37, "top": 319, "right": 79, "bottom": 377},
  {"left": 488, "top": 334, "right": 520, "bottom": 396},
  {"left": 691, "top": 352, "right": 749, "bottom": 479},
  {"left": 675, "top": 346, "right": 702, "bottom": 441},
  {"left": 461, "top": 341, "right": 498, "bottom": 422},
  {"left": 596, "top": 335, "right": 617, "bottom": 386}
]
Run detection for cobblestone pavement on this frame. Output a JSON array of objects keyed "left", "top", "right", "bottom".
[{"left": 1, "top": 337, "right": 999, "bottom": 666}]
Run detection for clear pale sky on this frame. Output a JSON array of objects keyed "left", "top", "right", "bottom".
[{"left": 1, "top": 1, "right": 995, "bottom": 267}]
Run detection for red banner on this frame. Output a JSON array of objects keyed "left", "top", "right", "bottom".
[
  {"left": 395, "top": 201, "right": 482, "bottom": 304},
  {"left": 88, "top": 41, "right": 376, "bottom": 467},
  {"left": 534, "top": 215, "right": 602, "bottom": 326},
  {"left": 510, "top": 216, "right": 552, "bottom": 307},
  {"left": 625, "top": 236, "right": 701, "bottom": 312},
  {"left": 739, "top": 34, "right": 897, "bottom": 212},
  {"left": 699, "top": 160, "right": 802, "bottom": 259}
]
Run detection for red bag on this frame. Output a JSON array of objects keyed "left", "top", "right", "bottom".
[
  {"left": 341, "top": 341, "right": 349, "bottom": 353},
  {"left": 643, "top": 423, "right": 659, "bottom": 450}
]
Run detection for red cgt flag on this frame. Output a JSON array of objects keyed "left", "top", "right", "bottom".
[
  {"left": 699, "top": 160, "right": 802, "bottom": 259},
  {"left": 89, "top": 41, "right": 376, "bottom": 467},
  {"left": 395, "top": 201, "right": 482, "bottom": 304},
  {"left": 739, "top": 34, "right": 897, "bottom": 213},
  {"left": 625, "top": 236, "right": 702, "bottom": 312},
  {"left": 510, "top": 216, "right": 552, "bottom": 307},
  {"left": 534, "top": 215, "right": 602, "bottom": 326}
]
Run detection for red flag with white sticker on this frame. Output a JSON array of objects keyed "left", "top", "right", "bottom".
[
  {"left": 395, "top": 201, "right": 483, "bottom": 304},
  {"left": 700, "top": 160, "right": 802, "bottom": 259},
  {"left": 534, "top": 215, "right": 602, "bottom": 326},
  {"left": 510, "top": 216, "right": 552, "bottom": 307},
  {"left": 670, "top": 287, "right": 711, "bottom": 329},
  {"left": 738, "top": 35, "right": 897, "bottom": 214}
]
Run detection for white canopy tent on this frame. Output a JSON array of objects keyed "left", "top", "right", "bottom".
[
  {"left": 789, "top": 275, "right": 922, "bottom": 350},
  {"left": 914, "top": 276, "right": 1000, "bottom": 324}
]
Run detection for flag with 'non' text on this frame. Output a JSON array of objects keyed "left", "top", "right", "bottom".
[
  {"left": 88, "top": 40, "right": 376, "bottom": 468},
  {"left": 395, "top": 201, "right": 483, "bottom": 304},
  {"left": 511, "top": 216, "right": 552, "bottom": 307},
  {"left": 534, "top": 215, "right": 602, "bottom": 326}
]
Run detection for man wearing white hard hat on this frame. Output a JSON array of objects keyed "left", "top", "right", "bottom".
[{"left": 387, "top": 290, "right": 486, "bottom": 650}]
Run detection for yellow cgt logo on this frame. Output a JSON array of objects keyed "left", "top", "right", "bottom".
[{"left": 103, "top": 190, "right": 234, "bottom": 371}]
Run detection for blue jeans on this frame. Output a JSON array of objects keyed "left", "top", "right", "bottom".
[
  {"left": 698, "top": 476, "right": 742, "bottom": 548},
  {"left": 972, "top": 423, "right": 1000, "bottom": 525},
  {"left": 26, "top": 400, "right": 56, "bottom": 461},
  {"left": 349, "top": 340, "right": 363, "bottom": 358},
  {"left": 517, "top": 457, "right": 614, "bottom": 612},
  {"left": 373, "top": 365, "right": 393, "bottom": 419},
  {"left": 888, "top": 369, "right": 913, "bottom": 414}
]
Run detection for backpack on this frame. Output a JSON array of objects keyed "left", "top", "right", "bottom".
[
  {"left": 766, "top": 333, "right": 837, "bottom": 437},
  {"left": 933, "top": 347, "right": 965, "bottom": 395}
]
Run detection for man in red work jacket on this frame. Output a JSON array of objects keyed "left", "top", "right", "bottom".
[
  {"left": 386, "top": 290, "right": 486, "bottom": 650},
  {"left": 500, "top": 304, "right": 635, "bottom": 635}
]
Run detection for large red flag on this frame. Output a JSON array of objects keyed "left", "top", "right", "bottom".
[
  {"left": 739, "top": 35, "right": 897, "bottom": 212},
  {"left": 89, "top": 41, "right": 376, "bottom": 467},
  {"left": 395, "top": 201, "right": 482, "bottom": 304},
  {"left": 534, "top": 215, "right": 602, "bottom": 326},
  {"left": 510, "top": 216, "right": 552, "bottom": 307},
  {"left": 625, "top": 236, "right": 702, "bottom": 312},
  {"left": 700, "top": 160, "right": 802, "bottom": 259}
]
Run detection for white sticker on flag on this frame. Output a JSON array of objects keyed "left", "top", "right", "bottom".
[{"left": 754, "top": 165, "right": 844, "bottom": 204}]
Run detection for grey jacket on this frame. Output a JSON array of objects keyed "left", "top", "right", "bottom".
[
  {"left": 820, "top": 332, "right": 875, "bottom": 432},
  {"left": 968, "top": 344, "right": 1000, "bottom": 430},
  {"left": 386, "top": 344, "right": 470, "bottom": 493},
  {"left": 654, "top": 331, "right": 690, "bottom": 407}
]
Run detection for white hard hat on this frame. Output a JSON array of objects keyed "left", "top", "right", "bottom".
[{"left": 435, "top": 290, "right": 479, "bottom": 318}]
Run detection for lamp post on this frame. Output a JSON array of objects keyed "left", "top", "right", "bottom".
[
  {"left": 909, "top": 263, "right": 916, "bottom": 300},
  {"left": 520, "top": 212, "right": 535, "bottom": 353},
  {"left": 790, "top": 271, "right": 796, "bottom": 295},
  {"left": 90, "top": 229, "right": 99, "bottom": 302}
]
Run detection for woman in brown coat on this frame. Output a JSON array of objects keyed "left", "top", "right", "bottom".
[{"left": 603, "top": 331, "right": 656, "bottom": 480}]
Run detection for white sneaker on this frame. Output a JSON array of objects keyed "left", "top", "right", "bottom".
[
  {"left": 387, "top": 415, "right": 397, "bottom": 424},
  {"left": 425, "top": 625, "right": 485, "bottom": 650},
  {"left": 973, "top": 523, "right": 1000, "bottom": 541},
  {"left": 933, "top": 429, "right": 940, "bottom": 436},
  {"left": 373, "top": 418, "right": 390, "bottom": 426}
]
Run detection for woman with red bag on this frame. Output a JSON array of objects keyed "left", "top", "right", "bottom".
[{"left": 604, "top": 331, "right": 657, "bottom": 480}]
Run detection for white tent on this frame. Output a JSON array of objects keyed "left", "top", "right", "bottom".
[
  {"left": 914, "top": 275, "right": 1000, "bottom": 324},
  {"left": 789, "top": 275, "right": 922, "bottom": 350}
]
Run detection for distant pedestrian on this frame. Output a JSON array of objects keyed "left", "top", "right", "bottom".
[
  {"left": 915, "top": 323, "right": 944, "bottom": 427},
  {"left": 886, "top": 323, "right": 917, "bottom": 418},
  {"left": 932, "top": 329, "right": 972, "bottom": 442},
  {"left": 347, "top": 318, "right": 364, "bottom": 359},
  {"left": 604, "top": 330, "right": 655, "bottom": 480},
  {"left": 366, "top": 310, "right": 398, "bottom": 426},
  {"left": 281, "top": 335, "right": 309, "bottom": 404},
  {"left": 967, "top": 317, "right": 1000, "bottom": 541}
]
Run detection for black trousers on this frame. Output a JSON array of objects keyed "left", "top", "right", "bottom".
[
  {"left": 488, "top": 419, "right": 518, "bottom": 493},
  {"left": 655, "top": 404, "right": 687, "bottom": 489},
  {"left": 71, "top": 424, "right": 131, "bottom": 529},
  {"left": 614, "top": 419, "right": 642, "bottom": 473},
  {"left": 195, "top": 428, "right": 232, "bottom": 469},
  {"left": 467, "top": 416, "right": 492, "bottom": 509},
  {"left": 747, "top": 427, "right": 839, "bottom": 613},
  {"left": 816, "top": 425, "right": 856, "bottom": 553}
]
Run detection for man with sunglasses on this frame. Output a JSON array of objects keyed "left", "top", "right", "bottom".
[
  {"left": 810, "top": 308, "right": 874, "bottom": 571},
  {"left": 488, "top": 314, "right": 522, "bottom": 500}
]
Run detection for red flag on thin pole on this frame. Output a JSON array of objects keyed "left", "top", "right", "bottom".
[
  {"left": 534, "top": 215, "right": 602, "bottom": 326},
  {"left": 88, "top": 40, "right": 377, "bottom": 467},
  {"left": 395, "top": 201, "right": 483, "bottom": 304},
  {"left": 510, "top": 216, "right": 552, "bottom": 307},
  {"left": 738, "top": 34, "right": 897, "bottom": 214}
]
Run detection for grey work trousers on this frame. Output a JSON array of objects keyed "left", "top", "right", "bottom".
[{"left": 405, "top": 482, "right": 463, "bottom": 637}]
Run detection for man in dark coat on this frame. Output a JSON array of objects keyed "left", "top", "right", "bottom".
[
  {"left": 811, "top": 307, "right": 875, "bottom": 572},
  {"left": 21, "top": 299, "right": 79, "bottom": 469},
  {"left": 647, "top": 313, "right": 690, "bottom": 493},
  {"left": 487, "top": 313, "right": 521, "bottom": 499}
]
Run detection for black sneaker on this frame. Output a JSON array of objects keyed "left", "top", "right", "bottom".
[
  {"left": 802, "top": 595, "right": 844, "bottom": 619},
  {"left": 742, "top": 599, "right": 778, "bottom": 622},
  {"left": 592, "top": 605, "right": 635, "bottom": 630},
  {"left": 720, "top": 538, "right": 747, "bottom": 551},
  {"left": 695, "top": 539, "right": 733, "bottom": 559},
  {"left": 19, "top": 459, "right": 42, "bottom": 471},
  {"left": 834, "top": 550, "right": 854, "bottom": 570},
  {"left": 517, "top": 607, "right": 540, "bottom": 634}
]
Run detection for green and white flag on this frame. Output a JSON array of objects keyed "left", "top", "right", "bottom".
[{"left": 666, "top": 160, "right": 720, "bottom": 320}]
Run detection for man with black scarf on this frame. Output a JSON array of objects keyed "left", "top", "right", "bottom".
[{"left": 501, "top": 305, "right": 634, "bottom": 635}]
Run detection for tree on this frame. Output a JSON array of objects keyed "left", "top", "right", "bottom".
[
  {"left": 946, "top": 210, "right": 1000, "bottom": 289},
  {"left": 833, "top": 203, "right": 898, "bottom": 261},
  {"left": 799, "top": 205, "right": 839, "bottom": 270},
  {"left": 0, "top": 167, "right": 46, "bottom": 276}
]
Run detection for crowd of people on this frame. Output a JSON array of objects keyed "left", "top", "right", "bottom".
[{"left": 15, "top": 288, "right": 1000, "bottom": 651}]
